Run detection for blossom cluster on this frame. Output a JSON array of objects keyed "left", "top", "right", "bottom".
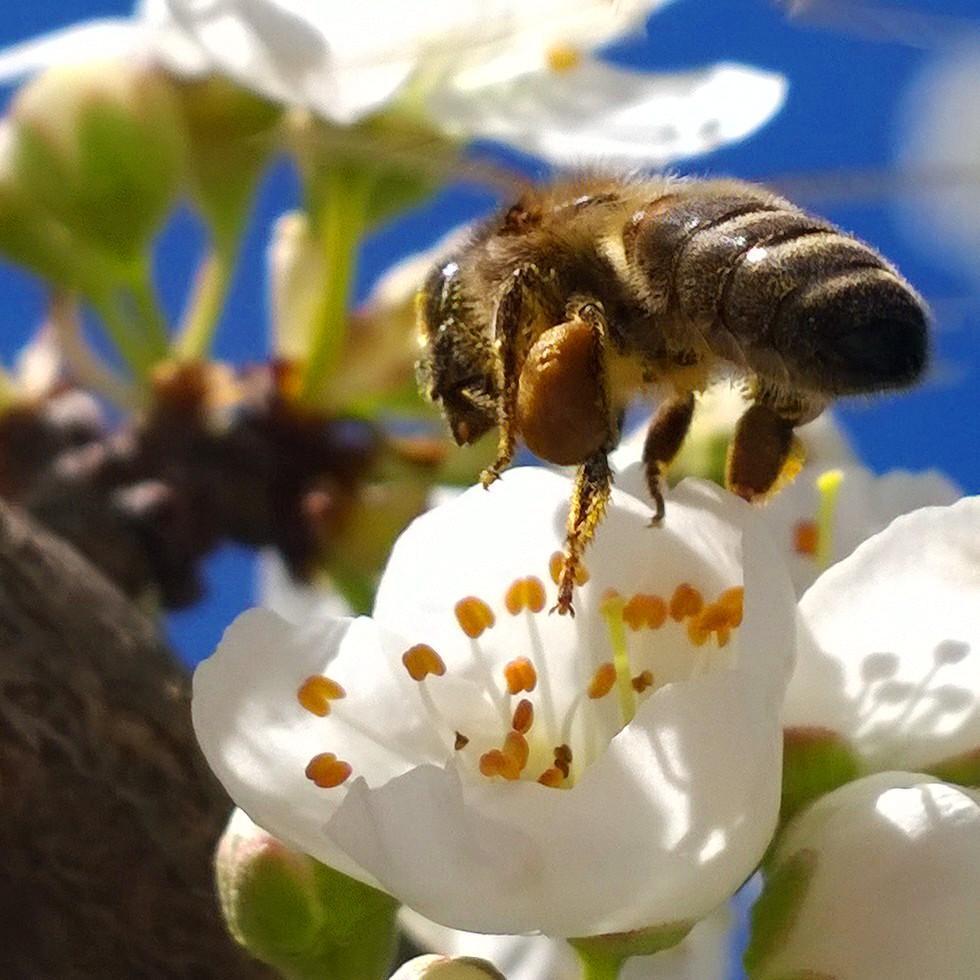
[{"left": 199, "top": 397, "right": 978, "bottom": 979}]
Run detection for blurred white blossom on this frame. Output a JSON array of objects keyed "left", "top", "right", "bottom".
[
  {"left": 746, "top": 772, "right": 980, "bottom": 980},
  {"left": 194, "top": 468, "right": 795, "bottom": 937},
  {"left": 0, "top": 0, "right": 787, "bottom": 167}
]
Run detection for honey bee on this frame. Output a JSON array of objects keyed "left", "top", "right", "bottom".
[{"left": 416, "top": 175, "right": 928, "bottom": 614}]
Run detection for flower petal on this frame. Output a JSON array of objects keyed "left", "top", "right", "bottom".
[
  {"left": 0, "top": 20, "right": 151, "bottom": 83},
  {"left": 786, "top": 496, "right": 980, "bottom": 770},
  {"left": 425, "top": 60, "right": 787, "bottom": 166},
  {"left": 326, "top": 671, "right": 782, "bottom": 936}
]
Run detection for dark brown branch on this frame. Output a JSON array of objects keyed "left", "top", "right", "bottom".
[{"left": 0, "top": 499, "right": 272, "bottom": 978}]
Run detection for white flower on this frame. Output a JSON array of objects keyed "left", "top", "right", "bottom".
[
  {"left": 785, "top": 495, "right": 980, "bottom": 775},
  {"left": 193, "top": 467, "right": 796, "bottom": 937},
  {"left": 746, "top": 772, "right": 980, "bottom": 980},
  {"left": 401, "top": 901, "right": 733, "bottom": 980},
  {"left": 759, "top": 462, "right": 961, "bottom": 596},
  {"left": 0, "top": 1, "right": 787, "bottom": 167}
]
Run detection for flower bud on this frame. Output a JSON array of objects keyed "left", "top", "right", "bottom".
[
  {"left": 171, "top": 77, "right": 281, "bottom": 243},
  {"left": 9, "top": 60, "right": 186, "bottom": 262},
  {"left": 746, "top": 773, "right": 980, "bottom": 980},
  {"left": 216, "top": 808, "right": 399, "bottom": 979},
  {"left": 268, "top": 210, "right": 324, "bottom": 365},
  {"left": 390, "top": 954, "right": 505, "bottom": 980}
]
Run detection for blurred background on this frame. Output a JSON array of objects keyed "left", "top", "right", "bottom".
[{"left": 1, "top": 0, "right": 977, "bottom": 668}]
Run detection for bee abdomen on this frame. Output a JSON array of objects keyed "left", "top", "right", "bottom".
[{"left": 719, "top": 229, "right": 927, "bottom": 393}]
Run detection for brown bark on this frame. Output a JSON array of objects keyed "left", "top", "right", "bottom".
[{"left": 0, "top": 498, "right": 272, "bottom": 978}]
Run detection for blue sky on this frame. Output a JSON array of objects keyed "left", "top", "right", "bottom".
[{"left": 0, "top": 0, "right": 977, "bottom": 669}]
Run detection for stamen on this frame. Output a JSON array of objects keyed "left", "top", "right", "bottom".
[
  {"left": 296, "top": 675, "right": 346, "bottom": 717},
  {"left": 402, "top": 643, "right": 446, "bottom": 681},
  {"left": 512, "top": 698, "right": 534, "bottom": 734},
  {"left": 538, "top": 767, "right": 565, "bottom": 788},
  {"left": 546, "top": 43, "right": 582, "bottom": 74},
  {"left": 479, "top": 740, "right": 524, "bottom": 781},
  {"left": 816, "top": 469, "right": 844, "bottom": 570},
  {"left": 687, "top": 618, "right": 710, "bottom": 647},
  {"left": 587, "top": 662, "right": 617, "bottom": 700},
  {"left": 717, "top": 586, "right": 744, "bottom": 627},
  {"left": 503, "top": 731, "right": 530, "bottom": 772},
  {"left": 454, "top": 731, "right": 470, "bottom": 750},
  {"left": 504, "top": 657, "right": 538, "bottom": 694},
  {"left": 632, "top": 670, "right": 654, "bottom": 693},
  {"left": 304, "top": 752, "right": 352, "bottom": 789},
  {"left": 793, "top": 520, "right": 819, "bottom": 557},
  {"left": 505, "top": 576, "right": 547, "bottom": 615},
  {"left": 549, "top": 551, "right": 589, "bottom": 586},
  {"left": 622, "top": 593, "right": 667, "bottom": 631},
  {"left": 455, "top": 596, "right": 495, "bottom": 639},
  {"left": 554, "top": 743, "right": 573, "bottom": 778},
  {"left": 669, "top": 583, "right": 704, "bottom": 622},
  {"left": 599, "top": 591, "right": 636, "bottom": 724}
]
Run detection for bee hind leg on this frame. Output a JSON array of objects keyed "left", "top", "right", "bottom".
[
  {"left": 726, "top": 393, "right": 817, "bottom": 501},
  {"left": 642, "top": 391, "right": 696, "bottom": 524},
  {"left": 553, "top": 451, "right": 614, "bottom": 616}
]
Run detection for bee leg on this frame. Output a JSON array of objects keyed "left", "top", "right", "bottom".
[
  {"left": 481, "top": 266, "right": 542, "bottom": 488},
  {"left": 726, "top": 399, "right": 808, "bottom": 501},
  {"left": 642, "top": 391, "right": 696, "bottom": 524},
  {"left": 554, "top": 451, "right": 613, "bottom": 616}
]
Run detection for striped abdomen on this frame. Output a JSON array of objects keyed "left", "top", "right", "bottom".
[{"left": 625, "top": 186, "right": 928, "bottom": 395}]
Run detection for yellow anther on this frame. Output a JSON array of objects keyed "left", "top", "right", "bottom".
[
  {"left": 402, "top": 643, "right": 446, "bottom": 682},
  {"left": 503, "top": 731, "right": 530, "bottom": 772},
  {"left": 717, "top": 586, "right": 744, "bottom": 627},
  {"left": 479, "top": 746, "right": 522, "bottom": 780},
  {"left": 632, "top": 670, "right": 654, "bottom": 693},
  {"left": 538, "top": 767, "right": 565, "bottom": 788},
  {"left": 687, "top": 618, "right": 710, "bottom": 647},
  {"left": 587, "top": 662, "right": 617, "bottom": 699},
  {"left": 505, "top": 576, "right": 547, "bottom": 614},
  {"left": 696, "top": 603, "right": 732, "bottom": 632},
  {"left": 549, "top": 551, "right": 589, "bottom": 586},
  {"left": 669, "top": 583, "right": 704, "bottom": 621},
  {"left": 622, "top": 593, "right": 667, "bottom": 631},
  {"left": 504, "top": 657, "right": 538, "bottom": 694},
  {"left": 793, "top": 519, "right": 819, "bottom": 557},
  {"left": 816, "top": 469, "right": 845, "bottom": 570},
  {"left": 455, "top": 596, "right": 496, "bottom": 638},
  {"left": 553, "top": 743, "right": 573, "bottom": 778},
  {"left": 454, "top": 731, "right": 470, "bottom": 751},
  {"left": 546, "top": 43, "right": 582, "bottom": 73},
  {"left": 512, "top": 698, "right": 534, "bottom": 734},
  {"left": 296, "top": 675, "right": 346, "bottom": 717},
  {"left": 716, "top": 626, "right": 731, "bottom": 648},
  {"left": 304, "top": 752, "right": 352, "bottom": 789}
]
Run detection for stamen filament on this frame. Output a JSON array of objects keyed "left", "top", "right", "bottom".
[{"left": 816, "top": 468, "right": 844, "bottom": 570}]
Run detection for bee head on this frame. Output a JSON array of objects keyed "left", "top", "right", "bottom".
[{"left": 416, "top": 261, "right": 499, "bottom": 446}]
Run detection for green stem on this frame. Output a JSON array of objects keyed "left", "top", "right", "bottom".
[
  {"left": 91, "top": 292, "right": 155, "bottom": 381},
  {"left": 173, "top": 236, "right": 237, "bottom": 361},
  {"left": 297, "top": 168, "right": 373, "bottom": 409},
  {"left": 575, "top": 947, "right": 624, "bottom": 980},
  {"left": 125, "top": 260, "right": 170, "bottom": 364}
]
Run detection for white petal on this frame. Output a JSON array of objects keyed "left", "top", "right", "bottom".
[
  {"left": 401, "top": 901, "right": 733, "bottom": 980},
  {"left": 192, "top": 607, "right": 427, "bottom": 883},
  {"left": 0, "top": 20, "right": 150, "bottom": 83},
  {"left": 761, "top": 463, "right": 961, "bottom": 596},
  {"left": 755, "top": 773, "right": 980, "bottom": 980},
  {"left": 327, "top": 671, "right": 781, "bottom": 936},
  {"left": 426, "top": 60, "right": 786, "bottom": 166},
  {"left": 786, "top": 496, "right": 980, "bottom": 770}
]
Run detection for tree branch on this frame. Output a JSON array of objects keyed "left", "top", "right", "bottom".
[{"left": 0, "top": 499, "right": 271, "bottom": 977}]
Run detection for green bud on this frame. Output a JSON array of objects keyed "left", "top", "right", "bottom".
[
  {"left": 216, "top": 809, "right": 399, "bottom": 980},
  {"left": 172, "top": 77, "right": 281, "bottom": 245},
  {"left": 780, "top": 726, "right": 861, "bottom": 824},
  {"left": 390, "top": 955, "right": 505, "bottom": 980},
  {"left": 9, "top": 61, "right": 186, "bottom": 263}
]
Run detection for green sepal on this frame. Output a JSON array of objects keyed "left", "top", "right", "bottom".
[{"left": 780, "top": 726, "right": 861, "bottom": 824}]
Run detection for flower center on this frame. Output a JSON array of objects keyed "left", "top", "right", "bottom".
[{"left": 295, "top": 552, "right": 744, "bottom": 792}]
